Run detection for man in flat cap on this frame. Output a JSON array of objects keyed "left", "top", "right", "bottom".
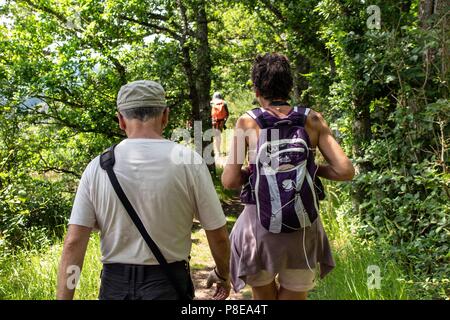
[{"left": 56, "top": 80, "right": 230, "bottom": 300}]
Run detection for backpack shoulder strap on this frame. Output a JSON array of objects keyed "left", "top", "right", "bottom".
[
  {"left": 293, "top": 105, "right": 311, "bottom": 116},
  {"left": 246, "top": 107, "right": 269, "bottom": 128},
  {"left": 288, "top": 105, "right": 311, "bottom": 127},
  {"left": 99, "top": 144, "right": 188, "bottom": 300},
  {"left": 247, "top": 106, "right": 311, "bottom": 128}
]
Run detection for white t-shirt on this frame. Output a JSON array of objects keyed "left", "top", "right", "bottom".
[{"left": 69, "top": 138, "right": 226, "bottom": 265}]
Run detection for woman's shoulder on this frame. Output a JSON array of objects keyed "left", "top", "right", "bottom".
[
  {"left": 236, "top": 110, "right": 259, "bottom": 129},
  {"left": 305, "top": 108, "right": 326, "bottom": 128},
  {"left": 304, "top": 107, "right": 321, "bottom": 120}
]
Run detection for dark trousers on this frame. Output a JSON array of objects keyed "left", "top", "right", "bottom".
[{"left": 98, "top": 261, "right": 194, "bottom": 300}]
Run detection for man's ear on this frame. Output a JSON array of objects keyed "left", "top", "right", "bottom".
[
  {"left": 117, "top": 112, "right": 126, "bottom": 131},
  {"left": 255, "top": 89, "right": 261, "bottom": 98},
  {"left": 162, "top": 108, "right": 169, "bottom": 128}
]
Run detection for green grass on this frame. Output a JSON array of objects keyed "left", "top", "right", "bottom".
[
  {"left": 308, "top": 182, "right": 410, "bottom": 300},
  {"left": 309, "top": 221, "right": 410, "bottom": 299},
  {"left": 0, "top": 142, "right": 416, "bottom": 300},
  {"left": 0, "top": 188, "right": 413, "bottom": 300},
  {"left": 211, "top": 166, "right": 234, "bottom": 203},
  {"left": 0, "top": 233, "right": 102, "bottom": 300},
  {"left": 0, "top": 172, "right": 416, "bottom": 300}
]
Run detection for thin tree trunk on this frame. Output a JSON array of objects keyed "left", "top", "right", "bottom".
[
  {"left": 177, "top": 0, "right": 216, "bottom": 173},
  {"left": 419, "top": 0, "right": 448, "bottom": 96},
  {"left": 177, "top": 0, "right": 201, "bottom": 123},
  {"left": 419, "top": 0, "right": 435, "bottom": 29},
  {"left": 195, "top": 0, "right": 212, "bottom": 124},
  {"left": 352, "top": 95, "right": 372, "bottom": 214},
  {"left": 292, "top": 55, "right": 310, "bottom": 105},
  {"left": 195, "top": 0, "right": 216, "bottom": 173}
]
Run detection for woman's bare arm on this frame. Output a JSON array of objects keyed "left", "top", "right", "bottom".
[
  {"left": 314, "top": 112, "right": 355, "bottom": 181},
  {"left": 221, "top": 115, "right": 253, "bottom": 189}
]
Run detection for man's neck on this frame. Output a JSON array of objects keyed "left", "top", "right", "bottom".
[
  {"left": 126, "top": 129, "right": 164, "bottom": 139},
  {"left": 124, "top": 119, "right": 165, "bottom": 139}
]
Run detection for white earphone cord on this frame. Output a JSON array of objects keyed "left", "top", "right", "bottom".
[{"left": 303, "top": 210, "right": 314, "bottom": 272}]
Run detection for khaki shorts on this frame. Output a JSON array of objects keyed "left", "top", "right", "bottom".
[{"left": 246, "top": 269, "right": 316, "bottom": 292}]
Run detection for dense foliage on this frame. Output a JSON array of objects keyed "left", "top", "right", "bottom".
[{"left": 0, "top": 0, "right": 448, "bottom": 298}]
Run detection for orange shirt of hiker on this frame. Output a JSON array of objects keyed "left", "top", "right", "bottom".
[{"left": 210, "top": 92, "right": 229, "bottom": 130}]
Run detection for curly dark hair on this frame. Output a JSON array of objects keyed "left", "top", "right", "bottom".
[{"left": 251, "top": 53, "right": 293, "bottom": 101}]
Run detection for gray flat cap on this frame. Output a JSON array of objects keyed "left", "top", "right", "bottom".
[{"left": 117, "top": 80, "right": 166, "bottom": 111}]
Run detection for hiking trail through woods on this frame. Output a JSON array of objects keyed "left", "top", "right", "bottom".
[{"left": 191, "top": 196, "right": 252, "bottom": 300}]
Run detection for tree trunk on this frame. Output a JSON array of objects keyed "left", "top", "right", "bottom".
[
  {"left": 419, "top": 0, "right": 448, "bottom": 96},
  {"left": 352, "top": 95, "right": 372, "bottom": 214},
  {"left": 195, "top": 0, "right": 212, "bottom": 124},
  {"left": 195, "top": 0, "right": 216, "bottom": 173},
  {"left": 352, "top": 102, "right": 372, "bottom": 168},
  {"left": 177, "top": 0, "right": 216, "bottom": 173},
  {"left": 292, "top": 55, "right": 310, "bottom": 105},
  {"left": 419, "top": 0, "right": 435, "bottom": 29},
  {"left": 177, "top": 0, "right": 200, "bottom": 123},
  {"left": 181, "top": 45, "right": 201, "bottom": 122}
]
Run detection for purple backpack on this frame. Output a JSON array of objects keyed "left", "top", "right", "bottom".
[{"left": 240, "top": 106, "right": 324, "bottom": 233}]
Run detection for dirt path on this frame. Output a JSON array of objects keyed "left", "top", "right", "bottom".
[{"left": 191, "top": 196, "right": 252, "bottom": 300}]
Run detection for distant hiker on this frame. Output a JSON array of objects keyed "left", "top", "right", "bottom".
[
  {"left": 211, "top": 91, "right": 229, "bottom": 131},
  {"left": 210, "top": 92, "right": 229, "bottom": 156},
  {"left": 57, "top": 80, "right": 231, "bottom": 300},
  {"left": 222, "top": 53, "right": 355, "bottom": 300}
]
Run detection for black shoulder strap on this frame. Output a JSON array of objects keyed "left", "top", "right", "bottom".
[{"left": 99, "top": 144, "right": 187, "bottom": 300}]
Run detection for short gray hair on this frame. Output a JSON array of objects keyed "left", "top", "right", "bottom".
[{"left": 120, "top": 107, "right": 166, "bottom": 121}]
